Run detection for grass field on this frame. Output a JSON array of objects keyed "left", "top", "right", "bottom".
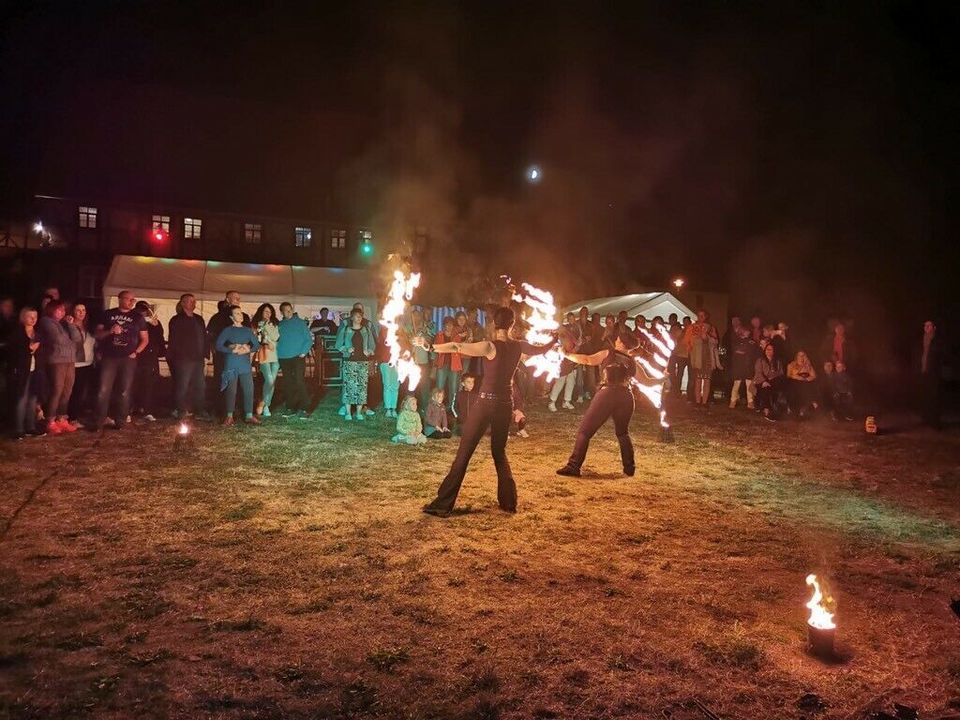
[{"left": 1, "top": 398, "right": 959, "bottom": 719}]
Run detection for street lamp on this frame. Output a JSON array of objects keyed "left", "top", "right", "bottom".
[
  {"left": 672, "top": 277, "right": 685, "bottom": 290},
  {"left": 525, "top": 165, "right": 542, "bottom": 184}
]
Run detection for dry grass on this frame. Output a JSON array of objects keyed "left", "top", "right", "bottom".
[{"left": 1, "top": 399, "right": 959, "bottom": 719}]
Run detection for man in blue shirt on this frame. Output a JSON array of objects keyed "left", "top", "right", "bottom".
[{"left": 277, "top": 302, "right": 313, "bottom": 417}]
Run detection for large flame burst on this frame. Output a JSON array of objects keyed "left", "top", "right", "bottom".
[
  {"left": 511, "top": 282, "right": 563, "bottom": 382},
  {"left": 380, "top": 269, "right": 423, "bottom": 390},
  {"left": 631, "top": 324, "right": 676, "bottom": 427}
]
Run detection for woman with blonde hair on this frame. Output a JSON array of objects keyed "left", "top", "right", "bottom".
[{"left": 786, "top": 350, "right": 819, "bottom": 418}]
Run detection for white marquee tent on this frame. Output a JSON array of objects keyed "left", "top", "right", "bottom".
[
  {"left": 103, "top": 255, "right": 377, "bottom": 329},
  {"left": 564, "top": 292, "right": 695, "bottom": 324}
]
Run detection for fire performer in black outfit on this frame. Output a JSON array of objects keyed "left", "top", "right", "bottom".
[
  {"left": 417, "top": 306, "right": 554, "bottom": 517},
  {"left": 556, "top": 326, "right": 641, "bottom": 478}
]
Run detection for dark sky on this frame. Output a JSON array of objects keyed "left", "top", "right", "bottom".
[{"left": 2, "top": 1, "right": 958, "bottom": 327}]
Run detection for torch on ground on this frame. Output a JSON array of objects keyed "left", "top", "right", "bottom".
[
  {"left": 805, "top": 573, "right": 837, "bottom": 658},
  {"left": 173, "top": 421, "right": 194, "bottom": 452}
]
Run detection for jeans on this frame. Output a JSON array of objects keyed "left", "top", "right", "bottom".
[
  {"left": 224, "top": 371, "right": 254, "bottom": 417},
  {"left": 379, "top": 362, "right": 399, "bottom": 410},
  {"left": 549, "top": 370, "right": 576, "bottom": 404},
  {"left": 173, "top": 358, "right": 206, "bottom": 415},
  {"left": 45, "top": 362, "right": 75, "bottom": 419},
  {"left": 425, "top": 398, "right": 515, "bottom": 513},
  {"left": 279, "top": 356, "right": 309, "bottom": 411},
  {"left": 566, "top": 385, "right": 635, "bottom": 472},
  {"left": 96, "top": 355, "right": 136, "bottom": 424},
  {"left": 260, "top": 361, "right": 279, "bottom": 409},
  {"left": 13, "top": 372, "right": 38, "bottom": 434},
  {"left": 729, "top": 378, "right": 755, "bottom": 407},
  {"left": 69, "top": 365, "right": 97, "bottom": 420},
  {"left": 416, "top": 363, "right": 433, "bottom": 411},
  {"left": 436, "top": 367, "right": 460, "bottom": 412}
]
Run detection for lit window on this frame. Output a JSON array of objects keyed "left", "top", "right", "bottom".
[
  {"left": 295, "top": 226, "right": 312, "bottom": 248},
  {"left": 330, "top": 229, "right": 346, "bottom": 249},
  {"left": 244, "top": 223, "right": 262, "bottom": 244},
  {"left": 78, "top": 206, "right": 98, "bottom": 229},
  {"left": 184, "top": 217, "right": 202, "bottom": 239},
  {"left": 152, "top": 214, "right": 171, "bottom": 233}
]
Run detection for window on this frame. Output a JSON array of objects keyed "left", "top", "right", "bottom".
[
  {"left": 244, "top": 222, "right": 262, "bottom": 244},
  {"left": 184, "top": 217, "right": 202, "bottom": 239},
  {"left": 330, "top": 228, "right": 346, "bottom": 249},
  {"left": 295, "top": 226, "right": 312, "bottom": 248},
  {"left": 151, "top": 214, "right": 171, "bottom": 233},
  {"left": 78, "top": 206, "right": 98, "bottom": 229}
]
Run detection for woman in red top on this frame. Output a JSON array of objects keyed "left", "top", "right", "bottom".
[{"left": 433, "top": 316, "right": 467, "bottom": 413}]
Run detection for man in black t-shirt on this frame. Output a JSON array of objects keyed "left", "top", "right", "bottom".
[{"left": 94, "top": 290, "right": 149, "bottom": 429}]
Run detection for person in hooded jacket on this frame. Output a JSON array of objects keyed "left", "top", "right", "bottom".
[{"left": 37, "top": 300, "right": 82, "bottom": 433}]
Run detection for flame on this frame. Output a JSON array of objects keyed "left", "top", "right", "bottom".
[
  {"left": 511, "top": 281, "right": 562, "bottom": 382},
  {"left": 178, "top": 422, "right": 189, "bottom": 435},
  {"left": 631, "top": 324, "right": 676, "bottom": 417},
  {"left": 381, "top": 269, "right": 423, "bottom": 390},
  {"left": 805, "top": 574, "right": 836, "bottom": 630}
]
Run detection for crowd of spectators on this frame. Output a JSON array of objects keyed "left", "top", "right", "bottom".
[{"left": 0, "top": 288, "right": 948, "bottom": 440}]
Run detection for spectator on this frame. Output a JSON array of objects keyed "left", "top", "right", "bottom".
[
  {"left": 455, "top": 373, "right": 478, "bottom": 433},
  {"left": 310, "top": 307, "right": 337, "bottom": 335},
  {"left": 8, "top": 307, "right": 43, "bottom": 439},
  {"left": 434, "top": 316, "right": 465, "bottom": 414},
  {"left": 754, "top": 342, "right": 786, "bottom": 422},
  {"left": 94, "top": 291, "right": 149, "bottom": 431},
  {"left": 215, "top": 305, "right": 261, "bottom": 426},
  {"left": 400, "top": 308, "right": 435, "bottom": 412},
  {"left": 252, "top": 303, "right": 280, "bottom": 417},
  {"left": 37, "top": 300, "right": 80, "bottom": 433},
  {"left": 131, "top": 301, "right": 165, "bottom": 422},
  {"left": 728, "top": 326, "right": 758, "bottom": 409},
  {"left": 167, "top": 293, "right": 208, "bottom": 420},
  {"left": 375, "top": 323, "right": 399, "bottom": 418},
  {"left": 831, "top": 360, "right": 855, "bottom": 421},
  {"left": 392, "top": 395, "right": 427, "bottom": 444},
  {"left": 425, "top": 387, "right": 453, "bottom": 438},
  {"left": 68, "top": 302, "right": 97, "bottom": 426},
  {"left": 336, "top": 307, "right": 375, "bottom": 421},
  {"left": 603, "top": 314, "right": 617, "bottom": 345},
  {"left": 548, "top": 329, "right": 578, "bottom": 412},
  {"left": 277, "top": 302, "right": 313, "bottom": 418},
  {"left": 688, "top": 309, "right": 720, "bottom": 406},
  {"left": 819, "top": 360, "right": 835, "bottom": 414},
  {"left": 207, "top": 291, "right": 250, "bottom": 385},
  {"left": 919, "top": 319, "right": 942, "bottom": 429},
  {"left": 786, "top": 350, "right": 819, "bottom": 418},
  {"left": 821, "top": 321, "right": 856, "bottom": 369},
  {"left": 749, "top": 315, "right": 763, "bottom": 344}
]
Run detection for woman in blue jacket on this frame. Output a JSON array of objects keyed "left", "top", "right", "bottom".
[
  {"left": 216, "top": 306, "right": 261, "bottom": 426},
  {"left": 335, "top": 307, "right": 375, "bottom": 421}
]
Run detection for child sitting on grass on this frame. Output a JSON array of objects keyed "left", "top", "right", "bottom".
[
  {"left": 455, "top": 373, "right": 478, "bottom": 435},
  {"left": 392, "top": 395, "right": 427, "bottom": 445},
  {"left": 425, "top": 387, "right": 452, "bottom": 439}
]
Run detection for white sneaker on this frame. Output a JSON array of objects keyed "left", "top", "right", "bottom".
[
  {"left": 262, "top": 407, "right": 271, "bottom": 418},
  {"left": 144, "top": 414, "right": 157, "bottom": 422},
  {"left": 517, "top": 429, "right": 530, "bottom": 438},
  {"left": 355, "top": 412, "right": 365, "bottom": 421},
  {"left": 343, "top": 413, "right": 353, "bottom": 421},
  {"left": 548, "top": 402, "right": 557, "bottom": 412},
  {"left": 338, "top": 405, "right": 347, "bottom": 416},
  {"left": 364, "top": 408, "right": 375, "bottom": 416},
  {"left": 562, "top": 402, "right": 575, "bottom": 410}
]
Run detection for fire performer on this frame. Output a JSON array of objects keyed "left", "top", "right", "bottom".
[
  {"left": 417, "top": 306, "right": 554, "bottom": 517},
  {"left": 555, "top": 326, "right": 641, "bottom": 478}
]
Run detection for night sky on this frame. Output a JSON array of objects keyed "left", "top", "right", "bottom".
[{"left": 2, "top": 2, "right": 958, "bottom": 330}]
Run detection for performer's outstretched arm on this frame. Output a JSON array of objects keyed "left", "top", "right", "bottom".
[{"left": 415, "top": 336, "right": 497, "bottom": 360}]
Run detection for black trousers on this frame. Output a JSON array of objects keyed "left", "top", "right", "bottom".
[
  {"left": 69, "top": 364, "right": 97, "bottom": 420},
  {"left": 279, "top": 356, "right": 309, "bottom": 411},
  {"left": 426, "top": 398, "right": 515, "bottom": 512},
  {"left": 566, "top": 385, "right": 635, "bottom": 472}
]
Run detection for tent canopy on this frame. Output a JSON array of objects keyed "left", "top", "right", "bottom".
[
  {"left": 564, "top": 292, "right": 695, "bottom": 323},
  {"left": 103, "top": 255, "right": 377, "bottom": 328}
]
